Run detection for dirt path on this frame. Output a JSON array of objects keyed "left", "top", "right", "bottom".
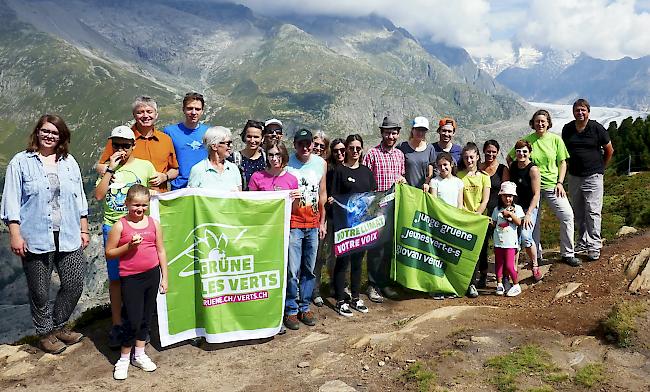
[{"left": 1, "top": 232, "right": 649, "bottom": 391}]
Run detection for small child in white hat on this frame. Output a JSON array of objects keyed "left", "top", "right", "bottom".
[{"left": 490, "top": 181, "right": 525, "bottom": 297}]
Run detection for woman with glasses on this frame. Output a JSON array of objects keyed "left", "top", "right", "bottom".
[
  {"left": 509, "top": 139, "right": 542, "bottom": 281},
  {"left": 397, "top": 116, "right": 437, "bottom": 191},
  {"left": 188, "top": 126, "right": 242, "bottom": 191},
  {"left": 312, "top": 138, "right": 346, "bottom": 307},
  {"left": 231, "top": 120, "right": 266, "bottom": 189},
  {"left": 328, "top": 134, "right": 377, "bottom": 317},
  {"left": 249, "top": 142, "right": 299, "bottom": 195},
  {"left": 1, "top": 114, "right": 89, "bottom": 354},
  {"left": 475, "top": 140, "right": 510, "bottom": 289},
  {"left": 312, "top": 131, "right": 330, "bottom": 161}
]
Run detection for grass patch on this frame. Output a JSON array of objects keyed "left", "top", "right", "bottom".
[
  {"left": 448, "top": 327, "right": 472, "bottom": 338},
  {"left": 400, "top": 361, "right": 437, "bottom": 392},
  {"left": 525, "top": 386, "right": 554, "bottom": 392},
  {"left": 602, "top": 300, "right": 647, "bottom": 347},
  {"left": 542, "top": 373, "right": 569, "bottom": 383},
  {"left": 574, "top": 363, "right": 607, "bottom": 388},
  {"left": 485, "top": 345, "right": 558, "bottom": 392}
]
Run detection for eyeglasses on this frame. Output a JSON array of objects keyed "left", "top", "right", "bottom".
[
  {"left": 313, "top": 142, "right": 326, "bottom": 150},
  {"left": 39, "top": 128, "right": 60, "bottom": 138},
  {"left": 219, "top": 141, "right": 233, "bottom": 146},
  {"left": 333, "top": 148, "right": 345, "bottom": 155},
  {"left": 348, "top": 146, "right": 362, "bottom": 152},
  {"left": 112, "top": 142, "right": 134, "bottom": 150},
  {"left": 515, "top": 149, "right": 529, "bottom": 154}
]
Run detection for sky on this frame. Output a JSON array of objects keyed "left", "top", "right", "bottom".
[{"left": 228, "top": 0, "right": 650, "bottom": 61}]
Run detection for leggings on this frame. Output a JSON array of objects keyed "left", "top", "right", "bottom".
[
  {"left": 333, "top": 252, "right": 364, "bottom": 302},
  {"left": 22, "top": 233, "right": 86, "bottom": 336},
  {"left": 494, "top": 247, "right": 518, "bottom": 283},
  {"left": 120, "top": 266, "right": 160, "bottom": 347}
]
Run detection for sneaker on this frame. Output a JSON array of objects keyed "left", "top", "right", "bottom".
[
  {"left": 445, "top": 293, "right": 458, "bottom": 299},
  {"left": 366, "top": 286, "right": 384, "bottom": 303},
  {"left": 39, "top": 333, "right": 67, "bottom": 354},
  {"left": 466, "top": 284, "right": 479, "bottom": 298},
  {"left": 298, "top": 311, "right": 317, "bottom": 326},
  {"left": 54, "top": 327, "right": 83, "bottom": 345},
  {"left": 283, "top": 314, "right": 300, "bottom": 330},
  {"left": 337, "top": 301, "right": 353, "bottom": 317},
  {"left": 313, "top": 296, "right": 324, "bottom": 307},
  {"left": 381, "top": 286, "right": 399, "bottom": 299},
  {"left": 277, "top": 325, "right": 287, "bottom": 335},
  {"left": 495, "top": 283, "right": 505, "bottom": 296},
  {"left": 476, "top": 273, "right": 488, "bottom": 289},
  {"left": 562, "top": 256, "right": 582, "bottom": 267},
  {"left": 429, "top": 292, "right": 445, "bottom": 300},
  {"left": 350, "top": 298, "right": 369, "bottom": 313},
  {"left": 587, "top": 254, "right": 600, "bottom": 262},
  {"left": 532, "top": 266, "right": 543, "bottom": 282},
  {"left": 113, "top": 358, "right": 129, "bottom": 380},
  {"left": 108, "top": 325, "right": 122, "bottom": 349},
  {"left": 131, "top": 353, "right": 157, "bottom": 372},
  {"left": 506, "top": 283, "right": 522, "bottom": 297}
]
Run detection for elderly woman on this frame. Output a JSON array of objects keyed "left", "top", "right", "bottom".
[
  {"left": 188, "top": 126, "right": 242, "bottom": 191},
  {"left": 507, "top": 110, "right": 580, "bottom": 267},
  {"left": 312, "top": 130, "right": 331, "bottom": 161},
  {"left": 1, "top": 114, "right": 89, "bottom": 354}
]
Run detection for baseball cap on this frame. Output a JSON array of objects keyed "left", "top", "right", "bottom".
[
  {"left": 264, "top": 118, "right": 283, "bottom": 128},
  {"left": 294, "top": 128, "right": 313, "bottom": 143},
  {"left": 438, "top": 117, "right": 457, "bottom": 130},
  {"left": 412, "top": 116, "right": 429, "bottom": 130},
  {"left": 109, "top": 125, "right": 136, "bottom": 140}
]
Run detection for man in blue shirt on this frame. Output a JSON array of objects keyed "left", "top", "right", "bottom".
[{"left": 163, "top": 92, "right": 211, "bottom": 190}]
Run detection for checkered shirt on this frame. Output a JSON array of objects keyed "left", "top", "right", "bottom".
[{"left": 362, "top": 144, "right": 405, "bottom": 191}]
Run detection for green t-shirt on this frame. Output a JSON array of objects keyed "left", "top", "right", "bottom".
[
  {"left": 508, "top": 132, "right": 570, "bottom": 190},
  {"left": 99, "top": 158, "right": 156, "bottom": 225},
  {"left": 458, "top": 170, "right": 490, "bottom": 214}
]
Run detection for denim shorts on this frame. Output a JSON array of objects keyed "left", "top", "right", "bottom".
[{"left": 103, "top": 223, "right": 120, "bottom": 281}]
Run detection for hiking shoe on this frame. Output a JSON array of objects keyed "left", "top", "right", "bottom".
[
  {"left": 532, "top": 266, "right": 543, "bottom": 282},
  {"left": 313, "top": 296, "right": 324, "bottom": 307},
  {"left": 39, "top": 333, "right": 66, "bottom": 354},
  {"left": 429, "top": 292, "right": 445, "bottom": 300},
  {"left": 466, "top": 284, "right": 479, "bottom": 298},
  {"left": 54, "top": 327, "right": 83, "bottom": 345},
  {"left": 337, "top": 301, "right": 353, "bottom": 317},
  {"left": 284, "top": 314, "right": 300, "bottom": 330},
  {"left": 298, "top": 311, "right": 317, "bottom": 326},
  {"left": 113, "top": 358, "right": 129, "bottom": 380},
  {"left": 506, "top": 284, "right": 522, "bottom": 297},
  {"left": 476, "top": 273, "right": 488, "bottom": 289},
  {"left": 367, "top": 286, "right": 384, "bottom": 303},
  {"left": 350, "top": 298, "right": 369, "bottom": 313},
  {"left": 381, "top": 286, "right": 399, "bottom": 299},
  {"left": 562, "top": 256, "right": 582, "bottom": 267},
  {"left": 108, "top": 325, "right": 122, "bottom": 349},
  {"left": 131, "top": 353, "right": 157, "bottom": 372},
  {"left": 496, "top": 283, "right": 505, "bottom": 296}
]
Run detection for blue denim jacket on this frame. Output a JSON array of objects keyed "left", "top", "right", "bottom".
[{"left": 1, "top": 151, "right": 88, "bottom": 254}]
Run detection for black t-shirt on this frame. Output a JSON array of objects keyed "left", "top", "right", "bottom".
[
  {"left": 509, "top": 161, "right": 536, "bottom": 211},
  {"left": 561, "top": 119, "right": 610, "bottom": 176},
  {"left": 329, "top": 164, "right": 377, "bottom": 195},
  {"left": 486, "top": 164, "right": 508, "bottom": 215}
]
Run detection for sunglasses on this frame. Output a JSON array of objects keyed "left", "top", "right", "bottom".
[
  {"left": 515, "top": 149, "right": 529, "bottom": 154},
  {"left": 39, "top": 128, "right": 60, "bottom": 138},
  {"left": 333, "top": 148, "right": 345, "bottom": 155},
  {"left": 348, "top": 146, "right": 362, "bottom": 152},
  {"left": 112, "top": 142, "right": 133, "bottom": 150},
  {"left": 313, "top": 142, "right": 326, "bottom": 149},
  {"left": 219, "top": 141, "right": 233, "bottom": 146},
  {"left": 267, "top": 129, "right": 283, "bottom": 136}
]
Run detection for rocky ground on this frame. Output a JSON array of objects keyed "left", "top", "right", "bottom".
[{"left": 1, "top": 232, "right": 649, "bottom": 392}]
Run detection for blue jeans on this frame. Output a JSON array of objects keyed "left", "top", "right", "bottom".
[
  {"left": 519, "top": 207, "right": 538, "bottom": 249},
  {"left": 285, "top": 228, "right": 319, "bottom": 315}
]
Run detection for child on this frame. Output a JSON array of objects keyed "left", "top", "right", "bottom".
[
  {"left": 429, "top": 152, "right": 464, "bottom": 208},
  {"left": 105, "top": 185, "right": 168, "bottom": 380},
  {"left": 491, "top": 181, "right": 525, "bottom": 297}
]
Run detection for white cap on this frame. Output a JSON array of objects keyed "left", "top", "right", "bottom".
[
  {"left": 109, "top": 125, "right": 136, "bottom": 140},
  {"left": 412, "top": 116, "right": 429, "bottom": 130},
  {"left": 264, "top": 118, "right": 283, "bottom": 127}
]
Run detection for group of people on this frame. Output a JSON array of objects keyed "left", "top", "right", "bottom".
[{"left": 0, "top": 93, "right": 613, "bottom": 380}]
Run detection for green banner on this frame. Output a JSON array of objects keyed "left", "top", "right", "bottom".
[
  {"left": 391, "top": 184, "right": 489, "bottom": 296},
  {"left": 150, "top": 188, "right": 290, "bottom": 346}
]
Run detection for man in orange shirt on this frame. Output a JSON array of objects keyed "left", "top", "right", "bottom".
[{"left": 96, "top": 96, "right": 179, "bottom": 192}]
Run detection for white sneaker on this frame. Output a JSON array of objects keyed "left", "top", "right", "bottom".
[
  {"left": 350, "top": 298, "right": 369, "bottom": 313},
  {"left": 131, "top": 353, "right": 157, "bottom": 372},
  {"left": 337, "top": 301, "right": 353, "bottom": 317},
  {"left": 495, "top": 283, "right": 505, "bottom": 296},
  {"left": 506, "top": 284, "right": 522, "bottom": 297},
  {"left": 113, "top": 358, "right": 129, "bottom": 380}
]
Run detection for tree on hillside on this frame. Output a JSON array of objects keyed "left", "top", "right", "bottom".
[{"left": 608, "top": 115, "right": 650, "bottom": 174}]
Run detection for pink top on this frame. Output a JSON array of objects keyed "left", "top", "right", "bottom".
[
  {"left": 248, "top": 170, "right": 298, "bottom": 191},
  {"left": 118, "top": 216, "right": 160, "bottom": 277}
]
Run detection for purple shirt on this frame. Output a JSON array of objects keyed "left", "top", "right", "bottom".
[{"left": 248, "top": 170, "right": 298, "bottom": 191}]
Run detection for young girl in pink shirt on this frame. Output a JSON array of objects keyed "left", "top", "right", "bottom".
[{"left": 105, "top": 184, "right": 168, "bottom": 380}]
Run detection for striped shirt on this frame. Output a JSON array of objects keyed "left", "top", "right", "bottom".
[{"left": 362, "top": 144, "right": 405, "bottom": 191}]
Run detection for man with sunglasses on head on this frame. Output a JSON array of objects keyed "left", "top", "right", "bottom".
[
  {"left": 263, "top": 118, "right": 284, "bottom": 149},
  {"left": 96, "top": 96, "right": 178, "bottom": 193},
  {"left": 94, "top": 126, "right": 157, "bottom": 349},
  {"left": 163, "top": 92, "right": 212, "bottom": 190}
]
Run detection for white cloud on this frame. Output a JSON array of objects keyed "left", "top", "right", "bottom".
[{"left": 228, "top": 0, "right": 650, "bottom": 61}]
